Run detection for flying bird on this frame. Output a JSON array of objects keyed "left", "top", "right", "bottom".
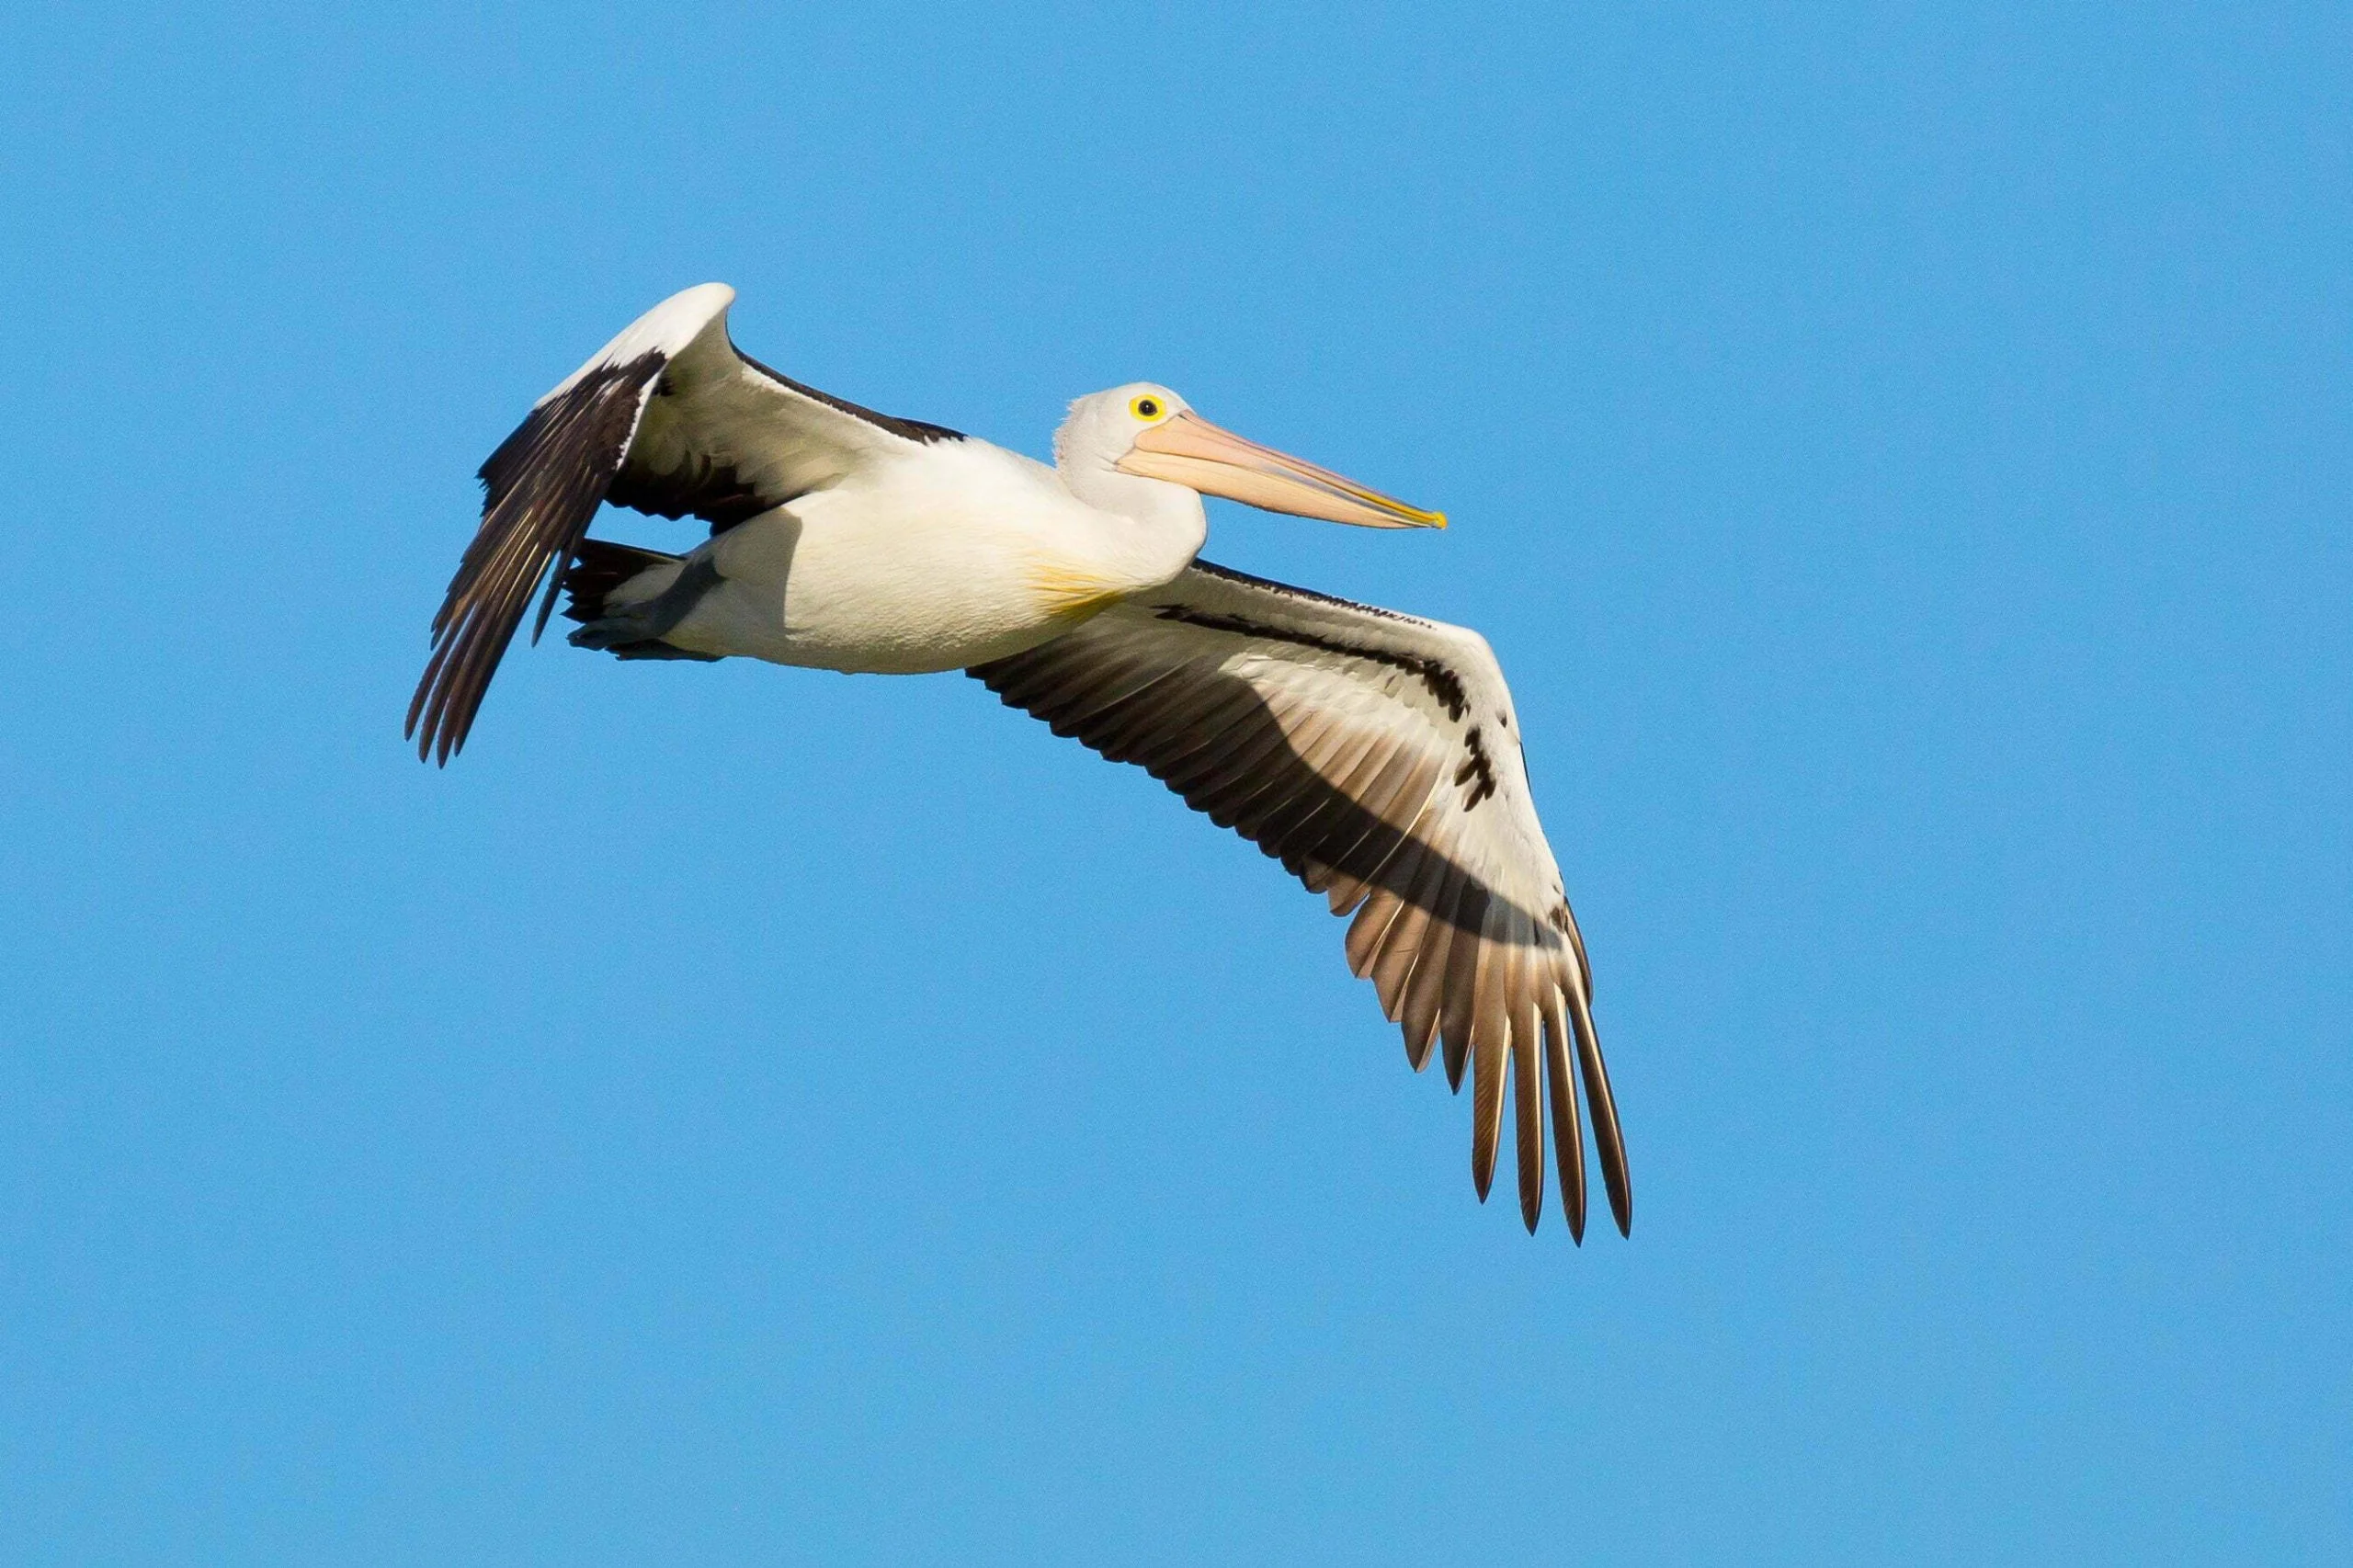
[{"left": 409, "top": 283, "right": 1629, "bottom": 1239}]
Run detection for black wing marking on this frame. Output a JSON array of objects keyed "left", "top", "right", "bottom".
[
  {"left": 736, "top": 350, "right": 966, "bottom": 449},
  {"left": 971, "top": 562, "right": 1630, "bottom": 1238},
  {"left": 604, "top": 351, "right": 963, "bottom": 535},
  {"left": 407, "top": 352, "right": 665, "bottom": 764},
  {"left": 409, "top": 283, "right": 971, "bottom": 761}
]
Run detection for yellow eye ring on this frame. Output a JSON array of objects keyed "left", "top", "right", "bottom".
[{"left": 1130, "top": 394, "right": 1165, "bottom": 421}]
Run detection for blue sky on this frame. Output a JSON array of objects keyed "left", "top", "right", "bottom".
[{"left": 2, "top": 3, "right": 2346, "bottom": 1562}]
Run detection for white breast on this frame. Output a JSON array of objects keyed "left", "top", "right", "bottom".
[{"left": 663, "top": 439, "right": 1190, "bottom": 674}]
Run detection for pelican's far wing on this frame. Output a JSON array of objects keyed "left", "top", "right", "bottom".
[
  {"left": 408, "top": 283, "right": 964, "bottom": 763},
  {"left": 970, "top": 560, "right": 1628, "bottom": 1238}
]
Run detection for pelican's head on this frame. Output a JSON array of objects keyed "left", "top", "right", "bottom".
[{"left": 1054, "top": 383, "right": 1446, "bottom": 529}]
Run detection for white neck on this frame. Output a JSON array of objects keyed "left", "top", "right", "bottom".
[{"left": 1057, "top": 459, "right": 1210, "bottom": 586}]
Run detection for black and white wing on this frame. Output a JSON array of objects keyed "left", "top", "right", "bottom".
[
  {"left": 408, "top": 283, "right": 962, "bottom": 762},
  {"left": 971, "top": 561, "right": 1629, "bottom": 1238}
]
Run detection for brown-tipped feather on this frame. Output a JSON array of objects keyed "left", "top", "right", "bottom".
[
  {"left": 1028, "top": 658, "right": 1160, "bottom": 734},
  {"left": 1345, "top": 883, "right": 1410, "bottom": 979},
  {"left": 1302, "top": 743, "right": 1429, "bottom": 906},
  {"left": 1299, "top": 733, "right": 1420, "bottom": 907},
  {"left": 1566, "top": 977, "right": 1631, "bottom": 1236},
  {"left": 1369, "top": 838, "right": 1451, "bottom": 1016},
  {"left": 1396, "top": 866, "right": 1466, "bottom": 1080},
  {"left": 1510, "top": 956, "right": 1545, "bottom": 1233},
  {"left": 1469, "top": 990, "right": 1506, "bottom": 1203},
  {"left": 1096, "top": 678, "right": 1255, "bottom": 767},
  {"left": 1345, "top": 827, "right": 1438, "bottom": 978},
  {"left": 1182, "top": 722, "right": 1310, "bottom": 822},
  {"left": 1227, "top": 709, "right": 1357, "bottom": 843},
  {"left": 968, "top": 567, "right": 1630, "bottom": 1242},
  {"left": 1369, "top": 902, "right": 1432, "bottom": 1024},
  {"left": 1394, "top": 916, "right": 1452, "bottom": 1074},
  {"left": 1252, "top": 726, "right": 1393, "bottom": 867},
  {"left": 1467, "top": 912, "right": 1512, "bottom": 1199},
  {"left": 1543, "top": 988, "right": 1587, "bottom": 1243},
  {"left": 1330, "top": 751, "right": 1443, "bottom": 881},
  {"left": 1190, "top": 687, "right": 1319, "bottom": 810},
  {"left": 1438, "top": 881, "right": 1490, "bottom": 1092}
]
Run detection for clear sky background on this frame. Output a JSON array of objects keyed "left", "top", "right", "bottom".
[{"left": 2, "top": 4, "right": 2346, "bottom": 1563}]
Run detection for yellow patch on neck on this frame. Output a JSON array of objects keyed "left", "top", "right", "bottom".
[{"left": 1027, "top": 562, "right": 1134, "bottom": 624}]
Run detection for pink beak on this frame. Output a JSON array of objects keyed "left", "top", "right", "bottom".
[{"left": 1116, "top": 411, "right": 1446, "bottom": 529}]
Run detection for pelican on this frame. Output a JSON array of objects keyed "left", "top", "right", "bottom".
[{"left": 410, "top": 283, "right": 1629, "bottom": 1239}]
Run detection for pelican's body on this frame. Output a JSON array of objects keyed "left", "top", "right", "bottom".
[
  {"left": 611, "top": 433, "right": 1200, "bottom": 674},
  {"left": 411, "top": 283, "right": 1631, "bottom": 1240}
]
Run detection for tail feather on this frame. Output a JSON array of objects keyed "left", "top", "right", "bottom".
[
  {"left": 561, "top": 539, "right": 722, "bottom": 663},
  {"left": 562, "top": 538, "right": 681, "bottom": 625}
]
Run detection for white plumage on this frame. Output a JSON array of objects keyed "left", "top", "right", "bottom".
[{"left": 411, "top": 284, "right": 1629, "bottom": 1238}]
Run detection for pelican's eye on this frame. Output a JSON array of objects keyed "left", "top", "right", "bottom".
[{"left": 1130, "top": 395, "right": 1165, "bottom": 421}]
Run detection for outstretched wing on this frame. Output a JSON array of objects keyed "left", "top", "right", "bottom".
[
  {"left": 971, "top": 561, "right": 1629, "bottom": 1238},
  {"left": 408, "top": 282, "right": 963, "bottom": 762}
]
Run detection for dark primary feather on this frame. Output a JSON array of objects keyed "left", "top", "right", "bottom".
[
  {"left": 410, "top": 292, "right": 967, "bottom": 764},
  {"left": 972, "top": 562, "right": 1631, "bottom": 1237},
  {"left": 595, "top": 352, "right": 962, "bottom": 532},
  {"left": 407, "top": 353, "right": 665, "bottom": 764},
  {"left": 405, "top": 287, "right": 1631, "bottom": 1237}
]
